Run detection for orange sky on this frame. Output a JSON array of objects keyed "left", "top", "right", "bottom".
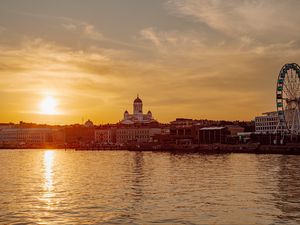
[{"left": 0, "top": 0, "right": 300, "bottom": 124}]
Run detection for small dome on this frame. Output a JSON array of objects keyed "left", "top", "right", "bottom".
[
  {"left": 124, "top": 110, "right": 129, "bottom": 114},
  {"left": 84, "top": 119, "right": 94, "bottom": 127},
  {"left": 147, "top": 110, "right": 152, "bottom": 114}
]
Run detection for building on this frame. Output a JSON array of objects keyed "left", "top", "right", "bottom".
[
  {"left": 0, "top": 128, "right": 54, "bottom": 147},
  {"left": 198, "top": 127, "right": 228, "bottom": 144},
  {"left": 120, "top": 95, "right": 157, "bottom": 124},
  {"left": 169, "top": 118, "right": 200, "bottom": 145},
  {"left": 65, "top": 121, "right": 95, "bottom": 146},
  {"left": 95, "top": 127, "right": 116, "bottom": 144},
  {"left": 0, "top": 123, "right": 14, "bottom": 129},
  {"left": 152, "top": 126, "right": 172, "bottom": 145},
  {"left": 168, "top": 118, "right": 224, "bottom": 146},
  {"left": 255, "top": 111, "right": 286, "bottom": 133},
  {"left": 116, "top": 127, "right": 161, "bottom": 144},
  {"left": 226, "top": 125, "right": 245, "bottom": 136}
]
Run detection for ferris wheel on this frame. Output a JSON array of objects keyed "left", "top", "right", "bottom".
[{"left": 276, "top": 63, "right": 300, "bottom": 135}]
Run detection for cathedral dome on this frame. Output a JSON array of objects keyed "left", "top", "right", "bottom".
[
  {"left": 134, "top": 96, "right": 142, "bottom": 103},
  {"left": 84, "top": 119, "right": 94, "bottom": 127}
]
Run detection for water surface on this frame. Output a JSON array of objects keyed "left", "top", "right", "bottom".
[{"left": 0, "top": 150, "right": 299, "bottom": 224}]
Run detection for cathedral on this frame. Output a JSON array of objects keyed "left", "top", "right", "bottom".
[{"left": 120, "top": 95, "right": 156, "bottom": 124}]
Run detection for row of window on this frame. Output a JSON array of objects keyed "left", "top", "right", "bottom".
[
  {"left": 0, "top": 136, "right": 45, "bottom": 140},
  {"left": 1, "top": 140, "right": 45, "bottom": 143},
  {"left": 256, "top": 121, "right": 278, "bottom": 126},
  {"left": 117, "top": 130, "right": 150, "bottom": 135},
  {"left": 117, "top": 135, "right": 149, "bottom": 139},
  {"left": 95, "top": 134, "right": 109, "bottom": 138},
  {"left": 256, "top": 126, "right": 285, "bottom": 130},
  {"left": 255, "top": 117, "right": 278, "bottom": 122}
]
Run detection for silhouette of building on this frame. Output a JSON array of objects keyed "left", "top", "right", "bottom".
[{"left": 198, "top": 127, "right": 228, "bottom": 144}]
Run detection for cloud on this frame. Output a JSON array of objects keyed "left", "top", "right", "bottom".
[
  {"left": 0, "top": 37, "right": 179, "bottom": 120},
  {"left": 134, "top": 22, "right": 300, "bottom": 120},
  {"left": 0, "top": 38, "right": 114, "bottom": 94},
  {"left": 62, "top": 23, "right": 77, "bottom": 31},
  {"left": 82, "top": 23, "right": 103, "bottom": 41},
  {"left": 166, "top": 0, "right": 300, "bottom": 41},
  {"left": 0, "top": 34, "right": 298, "bottom": 123},
  {"left": 140, "top": 27, "right": 161, "bottom": 47},
  {"left": 1, "top": 1, "right": 300, "bottom": 123},
  {"left": 140, "top": 0, "right": 300, "bottom": 73},
  {"left": 139, "top": 27, "right": 205, "bottom": 55},
  {"left": 62, "top": 21, "right": 103, "bottom": 41}
]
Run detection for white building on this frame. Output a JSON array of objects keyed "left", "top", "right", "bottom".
[
  {"left": 116, "top": 127, "right": 161, "bottom": 143},
  {"left": 120, "top": 95, "right": 157, "bottom": 124},
  {"left": 255, "top": 111, "right": 286, "bottom": 133},
  {"left": 0, "top": 128, "right": 53, "bottom": 146}
]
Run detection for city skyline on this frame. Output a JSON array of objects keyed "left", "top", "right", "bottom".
[
  {"left": 1, "top": 2, "right": 300, "bottom": 225},
  {"left": 1, "top": 0, "right": 300, "bottom": 125}
]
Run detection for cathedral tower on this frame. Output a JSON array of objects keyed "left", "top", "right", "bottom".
[{"left": 133, "top": 95, "right": 143, "bottom": 115}]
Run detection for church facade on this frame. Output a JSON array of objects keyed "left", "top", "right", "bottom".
[{"left": 120, "top": 96, "right": 156, "bottom": 124}]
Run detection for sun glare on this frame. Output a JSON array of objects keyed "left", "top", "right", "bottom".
[{"left": 40, "top": 96, "right": 59, "bottom": 115}]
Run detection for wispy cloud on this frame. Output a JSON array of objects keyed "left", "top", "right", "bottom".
[
  {"left": 166, "top": 0, "right": 300, "bottom": 41},
  {"left": 62, "top": 21, "right": 103, "bottom": 41},
  {"left": 140, "top": 27, "right": 161, "bottom": 47},
  {"left": 62, "top": 23, "right": 77, "bottom": 31},
  {"left": 139, "top": 27, "right": 205, "bottom": 55}
]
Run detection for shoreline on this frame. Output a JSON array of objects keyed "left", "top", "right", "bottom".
[{"left": 1, "top": 144, "right": 300, "bottom": 155}]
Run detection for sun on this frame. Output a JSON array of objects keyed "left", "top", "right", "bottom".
[{"left": 39, "top": 96, "right": 59, "bottom": 115}]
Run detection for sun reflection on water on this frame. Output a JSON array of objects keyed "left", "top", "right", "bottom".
[
  {"left": 44, "top": 150, "right": 54, "bottom": 191},
  {"left": 42, "top": 150, "right": 55, "bottom": 208}
]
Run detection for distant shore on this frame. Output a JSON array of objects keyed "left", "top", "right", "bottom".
[
  {"left": 1, "top": 144, "right": 300, "bottom": 155},
  {"left": 76, "top": 144, "right": 300, "bottom": 155}
]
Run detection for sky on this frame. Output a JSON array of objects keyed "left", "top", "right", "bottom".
[{"left": 0, "top": 0, "right": 300, "bottom": 125}]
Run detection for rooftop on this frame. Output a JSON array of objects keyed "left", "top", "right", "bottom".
[{"left": 200, "top": 127, "right": 226, "bottom": 131}]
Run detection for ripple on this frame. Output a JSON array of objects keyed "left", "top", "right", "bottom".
[{"left": 0, "top": 150, "right": 299, "bottom": 224}]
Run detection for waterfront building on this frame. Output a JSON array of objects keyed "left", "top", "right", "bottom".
[
  {"left": 120, "top": 95, "right": 157, "bottom": 124},
  {"left": 198, "top": 127, "right": 228, "bottom": 144},
  {"left": 0, "top": 128, "right": 54, "bottom": 146},
  {"left": 225, "top": 125, "right": 245, "bottom": 136},
  {"left": 255, "top": 112, "right": 286, "bottom": 133},
  {"left": 237, "top": 132, "right": 253, "bottom": 143},
  {"left": 152, "top": 126, "right": 172, "bottom": 145},
  {"left": 0, "top": 123, "right": 14, "bottom": 129},
  {"left": 169, "top": 118, "right": 200, "bottom": 145},
  {"left": 65, "top": 126, "right": 94, "bottom": 146},
  {"left": 168, "top": 118, "right": 222, "bottom": 145},
  {"left": 95, "top": 127, "right": 116, "bottom": 144},
  {"left": 116, "top": 127, "right": 161, "bottom": 144}
]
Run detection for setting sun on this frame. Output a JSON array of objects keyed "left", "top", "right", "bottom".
[{"left": 39, "top": 96, "right": 59, "bottom": 115}]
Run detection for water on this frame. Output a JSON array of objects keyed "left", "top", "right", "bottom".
[{"left": 0, "top": 150, "right": 299, "bottom": 225}]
